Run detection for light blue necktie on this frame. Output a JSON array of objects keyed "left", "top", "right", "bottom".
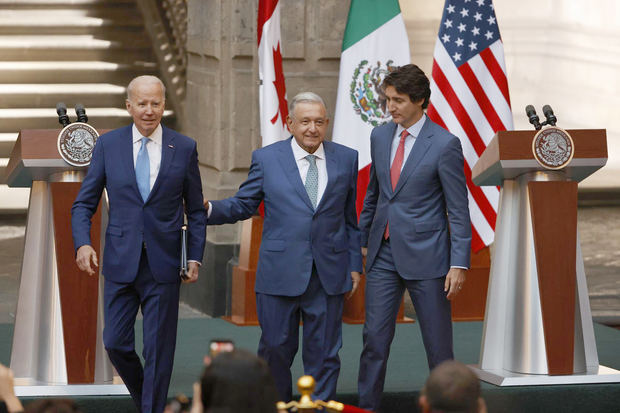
[
  {"left": 305, "top": 155, "right": 318, "bottom": 209},
  {"left": 136, "top": 137, "right": 150, "bottom": 201}
]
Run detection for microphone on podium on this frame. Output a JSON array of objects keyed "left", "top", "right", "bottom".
[
  {"left": 525, "top": 105, "right": 541, "bottom": 130},
  {"left": 542, "top": 105, "right": 557, "bottom": 126},
  {"left": 75, "top": 103, "right": 88, "bottom": 123},
  {"left": 56, "top": 102, "right": 71, "bottom": 127}
]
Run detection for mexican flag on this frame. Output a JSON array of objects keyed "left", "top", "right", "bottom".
[{"left": 332, "top": 0, "right": 410, "bottom": 215}]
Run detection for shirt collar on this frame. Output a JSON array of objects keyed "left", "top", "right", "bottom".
[
  {"left": 290, "top": 136, "right": 325, "bottom": 161},
  {"left": 132, "top": 123, "right": 162, "bottom": 145},
  {"left": 396, "top": 113, "right": 426, "bottom": 138}
]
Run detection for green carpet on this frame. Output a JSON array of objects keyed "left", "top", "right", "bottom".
[{"left": 3, "top": 319, "right": 620, "bottom": 412}]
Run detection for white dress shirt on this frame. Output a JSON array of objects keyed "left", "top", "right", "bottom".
[
  {"left": 390, "top": 113, "right": 426, "bottom": 169},
  {"left": 132, "top": 123, "right": 162, "bottom": 190},
  {"left": 290, "top": 138, "right": 328, "bottom": 207}
]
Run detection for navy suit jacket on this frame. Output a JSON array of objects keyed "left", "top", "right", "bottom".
[
  {"left": 209, "top": 138, "right": 363, "bottom": 296},
  {"left": 71, "top": 124, "right": 206, "bottom": 284},
  {"left": 359, "top": 118, "right": 471, "bottom": 279}
]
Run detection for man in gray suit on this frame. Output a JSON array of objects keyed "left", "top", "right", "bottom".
[{"left": 357, "top": 64, "right": 472, "bottom": 412}]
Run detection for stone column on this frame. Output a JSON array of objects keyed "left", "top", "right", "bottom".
[{"left": 182, "top": 0, "right": 349, "bottom": 315}]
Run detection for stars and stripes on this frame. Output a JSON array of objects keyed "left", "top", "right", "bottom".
[{"left": 428, "top": 0, "right": 513, "bottom": 252}]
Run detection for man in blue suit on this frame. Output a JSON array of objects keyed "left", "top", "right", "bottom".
[
  {"left": 205, "top": 92, "right": 363, "bottom": 402},
  {"left": 71, "top": 76, "right": 206, "bottom": 413},
  {"left": 357, "top": 65, "right": 471, "bottom": 412}
]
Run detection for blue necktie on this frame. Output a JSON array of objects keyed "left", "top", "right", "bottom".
[
  {"left": 305, "top": 155, "right": 318, "bottom": 209},
  {"left": 136, "top": 137, "right": 150, "bottom": 201}
]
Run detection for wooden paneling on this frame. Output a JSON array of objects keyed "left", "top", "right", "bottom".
[
  {"left": 528, "top": 181, "right": 578, "bottom": 375},
  {"left": 50, "top": 182, "right": 101, "bottom": 383}
]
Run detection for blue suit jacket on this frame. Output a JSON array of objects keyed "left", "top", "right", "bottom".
[
  {"left": 359, "top": 118, "right": 471, "bottom": 279},
  {"left": 71, "top": 124, "right": 206, "bottom": 283},
  {"left": 209, "top": 138, "right": 363, "bottom": 296}
]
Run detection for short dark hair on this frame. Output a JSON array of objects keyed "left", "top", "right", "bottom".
[
  {"left": 24, "top": 399, "right": 82, "bottom": 413},
  {"left": 200, "top": 349, "right": 279, "bottom": 413},
  {"left": 382, "top": 64, "right": 431, "bottom": 109},
  {"left": 422, "top": 360, "right": 480, "bottom": 413}
]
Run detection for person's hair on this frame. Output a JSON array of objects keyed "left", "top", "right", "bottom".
[
  {"left": 421, "top": 360, "right": 481, "bottom": 413},
  {"left": 382, "top": 64, "right": 431, "bottom": 109},
  {"left": 24, "top": 399, "right": 83, "bottom": 413},
  {"left": 200, "top": 349, "right": 279, "bottom": 413},
  {"left": 288, "top": 92, "right": 326, "bottom": 117},
  {"left": 126, "top": 75, "right": 166, "bottom": 101}
]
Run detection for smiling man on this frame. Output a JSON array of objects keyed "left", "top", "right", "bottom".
[
  {"left": 204, "top": 92, "right": 362, "bottom": 402},
  {"left": 357, "top": 64, "right": 471, "bottom": 412},
  {"left": 71, "top": 75, "right": 206, "bottom": 413}
]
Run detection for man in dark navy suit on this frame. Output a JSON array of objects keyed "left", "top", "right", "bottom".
[
  {"left": 72, "top": 75, "right": 206, "bottom": 413},
  {"left": 205, "top": 92, "right": 363, "bottom": 402},
  {"left": 357, "top": 65, "right": 472, "bottom": 412}
]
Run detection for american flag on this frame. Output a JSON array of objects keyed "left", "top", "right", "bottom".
[{"left": 427, "top": 0, "right": 513, "bottom": 252}]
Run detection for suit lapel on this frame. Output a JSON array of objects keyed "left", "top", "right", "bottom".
[
  {"left": 122, "top": 125, "right": 142, "bottom": 200},
  {"left": 381, "top": 122, "right": 398, "bottom": 195},
  {"left": 392, "top": 118, "right": 433, "bottom": 197},
  {"left": 146, "top": 126, "right": 175, "bottom": 203},
  {"left": 315, "top": 142, "right": 338, "bottom": 214},
  {"left": 277, "top": 138, "right": 315, "bottom": 211}
]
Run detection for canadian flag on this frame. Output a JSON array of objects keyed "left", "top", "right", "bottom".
[{"left": 258, "top": 0, "right": 289, "bottom": 147}]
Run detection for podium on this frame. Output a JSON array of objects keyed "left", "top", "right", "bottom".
[
  {"left": 470, "top": 128, "right": 620, "bottom": 385},
  {"left": 5, "top": 129, "right": 128, "bottom": 396}
]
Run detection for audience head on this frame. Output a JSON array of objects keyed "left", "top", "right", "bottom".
[
  {"left": 199, "top": 349, "right": 279, "bottom": 413},
  {"left": 418, "top": 360, "right": 486, "bottom": 413},
  {"left": 24, "top": 399, "right": 82, "bottom": 413}
]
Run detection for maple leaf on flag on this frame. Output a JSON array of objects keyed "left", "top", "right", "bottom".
[{"left": 270, "top": 42, "right": 289, "bottom": 127}]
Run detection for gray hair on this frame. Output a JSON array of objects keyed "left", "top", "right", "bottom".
[
  {"left": 288, "top": 92, "right": 326, "bottom": 117},
  {"left": 126, "top": 75, "right": 166, "bottom": 101}
]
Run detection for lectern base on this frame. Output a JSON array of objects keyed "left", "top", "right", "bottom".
[
  {"left": 14, "top": 379, "right": 129, "bottom": 397},
  {"left": 470, "top": 364, "right": 620, "bottom": 386}
]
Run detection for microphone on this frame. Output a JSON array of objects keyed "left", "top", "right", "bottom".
[
  {"left": 75, "top": 103, "right": 88, "bottom": 123},
  {"left": 525, "top": 105, "right": 541, "bottom": 130},
  {"left": 56, "top": 102, "right": 71, "bottom": 127},
  {"left": 542, "top": 105, "right": 557, "bottom": 126}
]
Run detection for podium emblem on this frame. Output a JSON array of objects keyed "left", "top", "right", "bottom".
[
  {"left": 57, "top": 123, "right": 99, "bottom": 167},
  {"left": 532, "top": 127, "right": 574, "bottom": 170}
]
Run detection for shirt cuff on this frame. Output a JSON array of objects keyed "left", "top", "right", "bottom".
[
  {"left": 188, "top": 260, "right": 201, "bottom": 266},
  {"left": 207, "top": 202, "right": 212, "bottom": 218},
  {"left": 450, "top": 265, "right": 468, "bottom": 270}
]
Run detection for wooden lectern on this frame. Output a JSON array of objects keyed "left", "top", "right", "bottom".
[
  {"left": 5, "top": 129, "right": 127, "bottom": 396},
  {"left": 470, "top": 128, "right": 620, "bottom": 385}
]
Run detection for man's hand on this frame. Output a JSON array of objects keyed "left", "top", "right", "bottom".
[
  {"left": 183, "top": 261, "right": 200, "bottom": 284},
  {"left": 347, "top": 271, "right": 361, "bottom": 299},
  {"left": 361, "top": 247, "right": 368, "bottom": 257},
  {"left": 444, "top": 267, "right": 466, "bottom": 300},
  {"left": 76, "top": 245, "right": 98, "bottom": 276},
  {"left": 0, "top": 363, "right": 24, "bottom": 413},
  {"left": 203, "top": 199, "right": 209, "bottom": 209}
]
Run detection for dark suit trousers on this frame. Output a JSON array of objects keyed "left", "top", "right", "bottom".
[
  {"left": 358, "top": 240, "right": 453, "bottom": 412},
  {"left": 256, "top": 267, "right": 344, "bottom": 403},
  {"left": 103, "top": 248, "right": 180, "bottom": 413}
]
